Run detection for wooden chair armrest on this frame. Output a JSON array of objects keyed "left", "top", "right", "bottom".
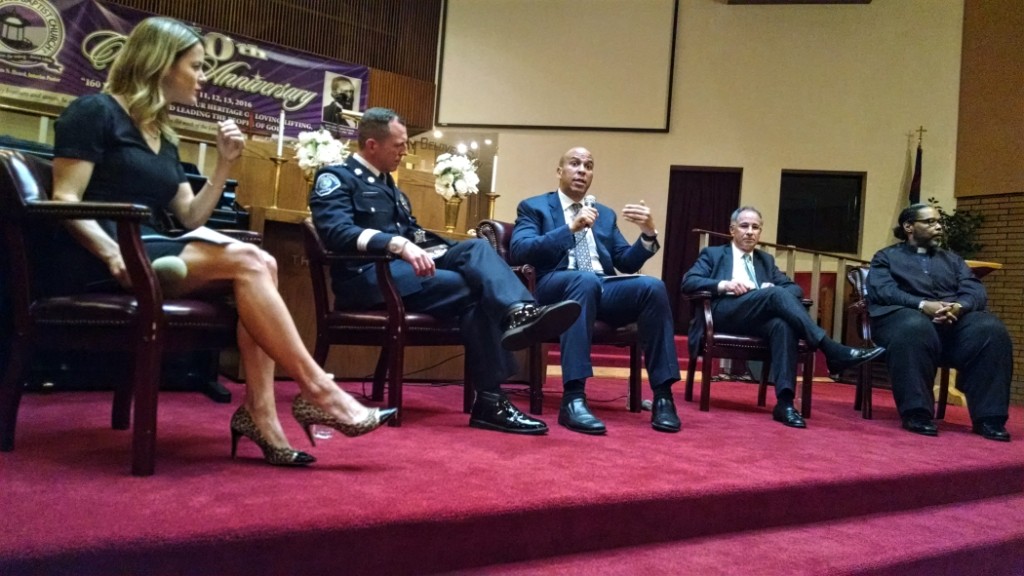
[
  {"left": 23, "top": 200, "right": 163, "bottom": 322},
  {"left": 24, "top": 200, "right": 150, "bottom": 221},
  {"left": 680, "top": 290, "right": 714, "bottom": 303},
  {"left": 847, "top": 300, "right": 867, "bottom": 313},
  {"left": 511, "top": 264, "right": 536, "bottom": 292},
  {"left": 111, "top": 218, "right": 165, "bottom": 332},
  {"left": 371, "top": 258, "right": 407, "bottom": 320},
  {"left": 317, "top": 247, "right": 406, "bottom": 320}
]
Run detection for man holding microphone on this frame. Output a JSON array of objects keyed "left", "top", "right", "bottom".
[{"left": 510, "top": 147, "right": 681, "bottom": 435}]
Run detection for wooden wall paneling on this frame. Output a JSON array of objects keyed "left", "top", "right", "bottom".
[
  {"left": 105, "top": 0, "right": 442, "bottom": 81},
  {"left": 956, "top": 0, "right": 1024, "bottom": 197},
  {"left": 231, "top": 139, "right": 310, "bottom": 216},
  {"left": 396, "top": 167, "right": 470, "bottom": 236},
  {"left": 104, "top": 1, "right": 441, "bottom": 155},
  {"left": 368, "top": 69, "right": 437, "bottom": 134}
]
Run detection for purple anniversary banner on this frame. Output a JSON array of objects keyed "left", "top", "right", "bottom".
[{"left": 0, "top": 0, "right": 368, "bottom": 139}]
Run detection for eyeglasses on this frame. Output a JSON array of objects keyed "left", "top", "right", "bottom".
[{"left": 912, "top": 218, "right": 942, "bottom": 226}]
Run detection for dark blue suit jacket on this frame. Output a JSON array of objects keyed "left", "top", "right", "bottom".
[
  {"left": 509, "top": 191, "right": 655, "bottom": 280},
  {"left": 680, "top": 243, "right": 802, "bottom": 357}
]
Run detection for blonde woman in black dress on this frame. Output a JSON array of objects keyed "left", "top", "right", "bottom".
[{"left": 49, "top": 17, "right": 394, "bottom": 466}]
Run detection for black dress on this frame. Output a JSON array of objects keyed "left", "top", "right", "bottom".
[{"left": 44, "top": 94, "right": 196, "bottom": 294}]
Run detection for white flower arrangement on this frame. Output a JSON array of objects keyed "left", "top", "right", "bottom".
[
  {"left": 432, "top": 152, "right": 480, "bottom": 200},
  {"left": 294, "top": 128, "right": 349, "bottom": 175}
]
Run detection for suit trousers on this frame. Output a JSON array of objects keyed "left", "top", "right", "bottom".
[
  {"left": 401, "top": 240, "right": 533, "bottom": 392},
  {"left": 870, "top": 308, "right": 1011, "bottom": 423},
  {"left": 710, "top": 287, "right": 826, "bottom": 394},
  {"left": 534, "top": 271, "right": 680, "bottom": 391}
]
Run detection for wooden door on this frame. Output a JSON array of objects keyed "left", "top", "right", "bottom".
[{"left": 661, "top": 167, "right": 742, "bottom": 333}]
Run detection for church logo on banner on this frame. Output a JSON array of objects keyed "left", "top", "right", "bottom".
[{"left": 0, "top": 0, "right": 66, "bottom": 73}]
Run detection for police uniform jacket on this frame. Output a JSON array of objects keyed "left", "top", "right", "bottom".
[{"left": 308, "top": 156, "right": 452, "bottom": 310}]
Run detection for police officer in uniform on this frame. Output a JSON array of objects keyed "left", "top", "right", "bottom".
[{"left": 308, "top": 107, "right": 580, "bottom": 435}]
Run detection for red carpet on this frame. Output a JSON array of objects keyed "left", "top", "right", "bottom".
[{"left": 1, "top": 377, "right": 1022, "bottom": 575}]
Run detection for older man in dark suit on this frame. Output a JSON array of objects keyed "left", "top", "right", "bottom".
[
  {"left": 308, "top": 108, "right": 581, "bottom": 435},
  {"left": 681, "top": 206, "right": 883, "bottom": 427},
  {"left": 510, "top": 147, "right": 681, "bottom": 435}
]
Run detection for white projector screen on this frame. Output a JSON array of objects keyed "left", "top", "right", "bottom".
[{"left": 436, "top": 0, "right": 678, "bottom": 132}]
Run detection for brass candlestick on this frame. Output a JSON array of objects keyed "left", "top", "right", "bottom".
[
  {"left": 269, "top": 156, "right": 287, "bottom": 209},
  {"left": 486, "top": 192, "right": 500, "bottom": 220}
]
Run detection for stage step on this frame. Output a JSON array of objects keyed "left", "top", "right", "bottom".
[
  {"left": 449, "top": 493, "right": 1024, "bottom": 576},
  {"left": 3, "top": 381, "right": 1021, "bottom": 576}
]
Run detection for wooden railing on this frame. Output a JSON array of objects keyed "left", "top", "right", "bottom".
[{"left": 693, "top": 229, "right": 869, "bottom": 341}]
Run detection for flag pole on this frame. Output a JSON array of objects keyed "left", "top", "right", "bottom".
[{"left": 908, "top": 125, "right": 926, "bottom": 204}]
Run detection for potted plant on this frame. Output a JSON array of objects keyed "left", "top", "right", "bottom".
[{"left": 927, "top": 197, "right": 984, "bottom": 258}]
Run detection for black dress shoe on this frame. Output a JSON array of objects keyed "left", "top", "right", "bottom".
[
  {"left": 973, "top": 421, "right": 1011, "bottom": 442},
  {"left": 901, "top": 415, "right": 938, "bottom": 436},
  {"left": 501, "top": 300, "right": 581, "bottom": 351},
  {"left": 651, "top": 396, "right": 681, "bottom": 433},
  {"left": 772, "top": 403, "right": 806, "bottom": 428},
  {"left": 469, "top": 391, "right": 548, "bottom": 435},
  {"left": 826, "top": 346, "right": 885, "bottom": 380},
  {"left": 558, "top": 397, "right": 606, "bottom": 435}
]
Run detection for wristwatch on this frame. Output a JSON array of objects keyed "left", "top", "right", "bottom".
[
  {"left": 641, "top": 231, "right": 658, "bottom": 242},
  {"left": 387, "top": 237, "right": 408, "bottom": 254}
]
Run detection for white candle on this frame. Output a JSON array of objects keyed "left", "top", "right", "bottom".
[
  {"left": 491, "top": 155, "right": 498, "bottom": 192},
  {"left": 37, "top": 116, "right": 49, "bottom": 143},
  {"left": 276, "top": 109, "right": 285, "bottom": 157},
  {"left": 197, "top": 142, "right": 207, "bottom": 174}
]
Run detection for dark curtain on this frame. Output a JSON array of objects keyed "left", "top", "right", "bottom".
[
  {"left": 0, "top": 251, "right": 9, "bottom": 381},
  {"left": 661, "top": 168, "right": 742, "bottom": 333}
]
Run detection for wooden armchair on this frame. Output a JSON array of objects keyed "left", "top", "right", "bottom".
[
  {"left": 682, "top": 291, "right": 815, "bottom": 416},
  {"left": 845, "top": 266, "right": 950, "bottom": 420},
  {"left": 0, "top": 149, "right": 249, "bottom": 476},
  {"left": 300, "top": 218, "right": 472, "bottom": 425},
  {"left": 475, "top": 219, "right": 643, "bottom": 414}
]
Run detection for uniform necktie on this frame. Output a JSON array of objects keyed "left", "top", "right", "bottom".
[
  {"left": 743, "top": 253, "right": 758, "bottom": 289},
  {"left": 570, "top": 203, "right": 594, "bottom": 273}
]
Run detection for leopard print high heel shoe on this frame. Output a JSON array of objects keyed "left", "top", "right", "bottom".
[
  {"left": 230, "top": 405, "right": 317, "bottom": 466},
  {"left": 291, "top": 395, "right": 397, "bottom": 446}
]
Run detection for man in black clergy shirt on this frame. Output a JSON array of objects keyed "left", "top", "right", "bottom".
[
  {"left": 867, "top": 203, "right": 1012, "bottom": 441},
  {"left": 308, "top": 107, "right": 581, "bottom": 435}
]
